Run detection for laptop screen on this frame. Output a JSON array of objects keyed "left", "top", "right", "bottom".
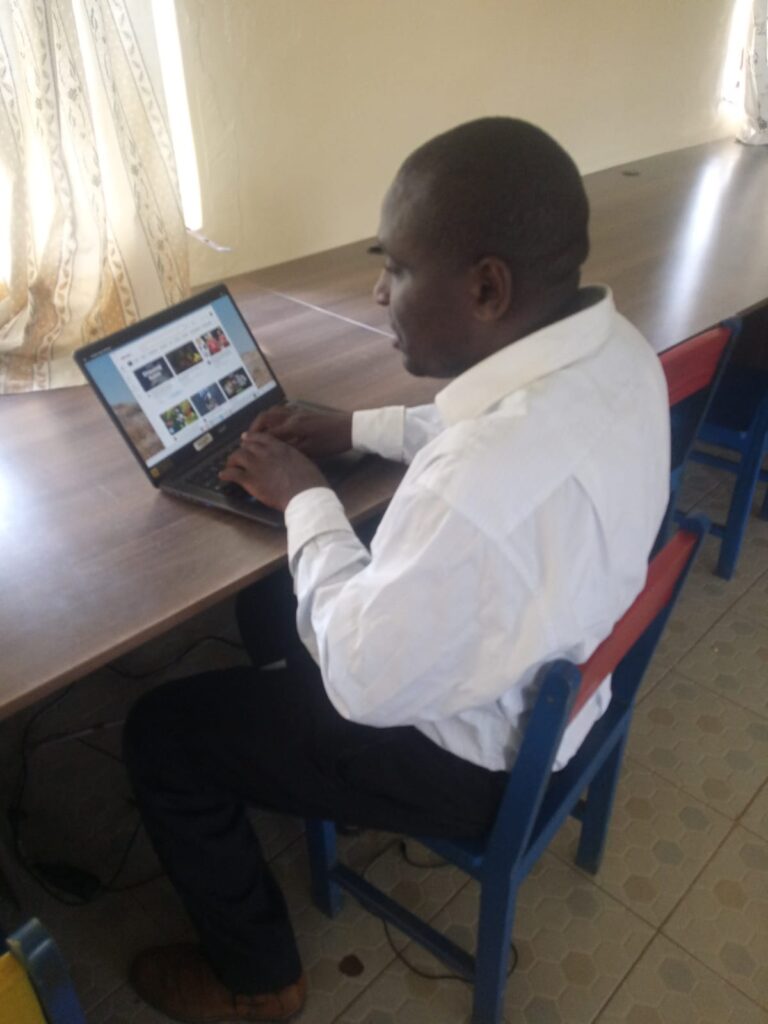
[{"left": 80, "top": 288, "right": 280, "bottom": 476}]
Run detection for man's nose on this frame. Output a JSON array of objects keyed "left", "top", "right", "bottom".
[{"left": 373, "top": 270, "right": 389, "bottom": 306}]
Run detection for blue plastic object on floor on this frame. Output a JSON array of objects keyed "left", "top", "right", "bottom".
[{"left": 1, "top": 918, "right": 85, "bottom": 1024}]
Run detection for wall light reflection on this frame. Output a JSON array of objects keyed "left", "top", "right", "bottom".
[
  {"left": 720, "top": 0, "right": 752, "bottom": 112},
  {"left": 151, "top": 0, "right": 203, "bottom": 231},
  {"left": 0, "top": 469, "right": 13, "bottom": 531},
  {"left": 658, "top": 149, "right": 739, "bottom": 340},
  {"left": 0, "top": 162, "right": 11, "bottom": 288}
]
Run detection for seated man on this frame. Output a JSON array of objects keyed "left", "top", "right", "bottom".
[{"left": 125, "top": 117, "right": 669, "bottom": 1023}]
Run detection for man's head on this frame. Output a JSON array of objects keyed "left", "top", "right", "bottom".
[{"left": 371, "top": 117, "right": 590, "bottom": 377}]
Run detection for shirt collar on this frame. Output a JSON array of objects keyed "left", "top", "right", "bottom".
[{"left": 435, "top": 286, "right": 615, "bottom": 425}]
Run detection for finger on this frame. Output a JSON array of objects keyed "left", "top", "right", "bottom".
[
  {"left": 263, "top": 420, "right": 301, "bottom": 444},
  {"left": 249, "top": 407, "right": 291, "bottom": 434},
  {"left": 219, "top": 463, "right": 263, "bottom": 499},
  {"left": 239, "top": 432, "right": 289, "bottom": 455},
  {"left": 219, "top": 463, "right": 247, "bottom": 483},
  {"left": 225, "top": 445, "right": 264, "bottom": 472},
  {"left": 241, "top": 425, "right": 282, "bottom": 446}
]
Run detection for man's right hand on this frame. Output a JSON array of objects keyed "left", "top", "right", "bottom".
[{"left": 245, "top": 404, "right": 353, "bottom": 459}]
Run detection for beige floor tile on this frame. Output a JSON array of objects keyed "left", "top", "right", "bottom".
[
  {"left": 596, "top": 933, "right": 767, "bottom": 1024},
  {"left": 336, "top": 957, "right": 474, "bottom": 1024},
  {"left": 342, "top": 852, "right": 653, "bottom": 1024},
  {"left": 550, "top": 759, "right": 730, "bottom": 926},
  {"left": 663, "top": 826, "right": 768, "bottom": 1009},
  {"left": 676, "top": 612, "right": 768, "bottom": 720},
  {"left": 247, "top": 807, "right": 304, "bottom": 863},
  {"left": 741, "top": 779, "right": 768, "bottom": 842},
  {"left": 628, "top": 671, "right": 768, "bottom": 818},
  {"left": 264, "top": 834, "right": 468, "bottom": 1024},
  {"left": 676, "top": 461, "right": 723, "bottom": 514},
  {"left": 731, "top": 570, "right": 768, "bottom": 629},
  {"left": 500, "top": 854, "right": 653, "bottom": 1023},
  {"left": 89, "top": 983, "right": 179, "bottom": 1023}
]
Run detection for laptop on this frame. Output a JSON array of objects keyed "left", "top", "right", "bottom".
[{"left": 76, "top": 284, "right": 355, "bottom": 526}]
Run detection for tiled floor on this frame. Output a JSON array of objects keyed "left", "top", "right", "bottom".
[{"left": 1, "top": 465, "right": 767, "bottom": 1024}]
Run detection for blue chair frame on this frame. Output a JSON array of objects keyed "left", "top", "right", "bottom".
[
  {"left": 2, "top": 918, "right": 86, "bottom": 1024},
  {"left": 690, "top": 364, "right": 768, "bottom": 579},
  {"left": 306, "top": 517, "right": 708, "bottom": 1024},
  {"left": 658, "top": 318, "right": 740, "bottom": 544}
]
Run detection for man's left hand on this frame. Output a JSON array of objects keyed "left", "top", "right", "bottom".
[{"left": 219, "top": 433, "right": 328, "bottom": 511}]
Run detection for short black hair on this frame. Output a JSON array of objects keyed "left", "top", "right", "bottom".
[{"left": 398, "top": 117, "right": 589, "bottom": 293}]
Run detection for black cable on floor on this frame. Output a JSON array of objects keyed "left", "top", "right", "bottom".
[
  {"left": 6, "top": 634, "right": 242, "bottom": 903},
  {"left": 360, "top": 837, "right": 518, "bottom": 984},
  {"left": 107, "top": 635, "right": 244, "bottom": 680}
]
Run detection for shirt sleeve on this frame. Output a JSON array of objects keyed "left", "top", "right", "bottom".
[
  {"left": 352, "top": 404, "right": 443, "bottom": 463},
  {"left": 285, "top": 473, "right": 541, "bottom": 729}
]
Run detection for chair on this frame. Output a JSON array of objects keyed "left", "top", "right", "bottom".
[
  {"left": 658, "top": 319, "right": 740, "bottom": 543},
  {"left": 305, "top": 517, "right": 708, "bottom": 1024},
  {"left": 689, "top": 363, "right": 768, "bottom": 579},
  {"left": 0, "top": 919, "right": 85, "bottom": 1024}
]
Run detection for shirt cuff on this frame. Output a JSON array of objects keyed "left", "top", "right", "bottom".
[
  {"left": 352, "top": 406, "right": 406, "bottom": 461},
  {"left": 285, "top": 487, "right": 355, "bottom": 565}
]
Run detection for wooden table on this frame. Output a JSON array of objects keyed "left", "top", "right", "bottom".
[
  {"left": 0, "top": 293, "right": 412, "bottom": 721},
  {"left": 2, "top": 137, "right": 767, "bottom": 722},
  {"left": 245, "top": 138, "right": 768, "bottom": 358}
]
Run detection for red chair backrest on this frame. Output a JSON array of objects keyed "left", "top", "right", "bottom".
[
  {"left": 569, "top": 528, "right": 698, "bottom": 720},
  {"left": 660, "top": 325, "right": 732, "bottom": 406}
]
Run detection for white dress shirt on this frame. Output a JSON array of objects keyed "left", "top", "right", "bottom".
[{"left": 285, "top": 287, "right": 670, "bottom": 772}]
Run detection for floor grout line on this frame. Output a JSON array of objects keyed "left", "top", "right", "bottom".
[
  {"left": 736, "top": 778, "right": 768, "bottom": 831},
  {"left": 671, "top": 663, "right": 768, "bottom": 723},
  {"left": 658, "top": 927, "right": 768, "bottom": 1015},
  {"left": 655, "top": 822, "right": 736, "bottom": 935},
  {"left": 587, "top": 928, "right": 658, "bottom": 1024},
  {"left": 323, "top": 860, "right": 476, "bottom": 1023}
]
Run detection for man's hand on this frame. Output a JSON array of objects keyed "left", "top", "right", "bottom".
[
  {"left": 219, "top": 433, "right": 328, "bottom": 511},
  {"left": 246, "top": 404, "right": 353, "bottom": 458}
]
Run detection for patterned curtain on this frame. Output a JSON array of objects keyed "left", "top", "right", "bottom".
[
  {"left": 0, "top": 0, "right": 189, "bottom": 393},
  {"left": 740, "top": 0, "right": 768, "bottom": 144}
]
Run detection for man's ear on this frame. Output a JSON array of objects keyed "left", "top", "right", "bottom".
[{"left": 468, "top": 257, "right": 513, "bottom": 321}]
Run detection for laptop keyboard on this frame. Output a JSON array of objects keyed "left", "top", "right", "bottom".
[{"left": 186, "top": 439, "right": 243, "bottom": 494}]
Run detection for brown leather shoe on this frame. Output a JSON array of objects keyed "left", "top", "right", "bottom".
[{"left": 130, "top": 944, "right": 306, "bottom": 1023}]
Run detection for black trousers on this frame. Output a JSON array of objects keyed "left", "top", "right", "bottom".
[{"left": 123, "top": 568, "right": 507, "bottom": 994}]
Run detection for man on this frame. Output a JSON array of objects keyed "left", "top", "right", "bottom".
[{"left": 125, "top": 117, "right": 669, "bottom": 1022}]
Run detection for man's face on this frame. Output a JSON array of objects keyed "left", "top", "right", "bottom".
[{"left": 370, "top": 176, "right": 477, "bottom": 378}]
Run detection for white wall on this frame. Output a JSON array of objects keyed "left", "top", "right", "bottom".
[{"left": 176, "top": 0, "right": 735, "bottom": 285}]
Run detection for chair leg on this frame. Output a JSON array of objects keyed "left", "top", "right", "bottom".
[
  {"left": 716, "top": 422, "right": 768, "bottom": 580},
  {"left": 471, "top": 873, "right": 519, "bottom": 1024},
  {"left": 575, "top": 734, "right": 628, "bottom": 875},
  {"left": 305, "top": 819, "right": 343, "bottom": 917}
]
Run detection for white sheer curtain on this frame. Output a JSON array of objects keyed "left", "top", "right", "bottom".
[
  {"left": 740, "top": 0, "right": 768, "bottom": 144},
  {"left": 0, "top": 0, "right": 189, "bottom": 393}
]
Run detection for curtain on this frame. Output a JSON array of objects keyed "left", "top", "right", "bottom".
[
  {"left": 0, "top": 0, "right": 189, "bottom": 393},
  {"left": 740, "top": 0, "right": 768, "bottom": 144}
]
